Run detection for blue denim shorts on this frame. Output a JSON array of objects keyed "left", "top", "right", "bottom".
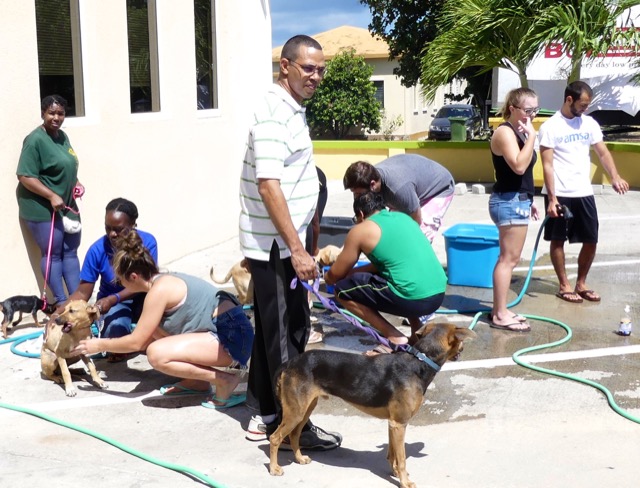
[
  {"left": 489, "top": 192, "right": 532, "bottom": 226},
  {"left": 210, "top": 306, "right": 254, "bottom": 367}
]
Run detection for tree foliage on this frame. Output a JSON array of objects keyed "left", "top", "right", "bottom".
[
  {"left": 305, "top": 50, "right": 381, "bottom": 139},
  {"left": 360, "top": 0, "right": 495, "bottom": 112},
  {"left": 360, "top": 0, "right": 445, "bottom": 88},
  {"left": 420, "top": 0, "right": 544, "bottom": 102},
  {"left": 419, "top": 0, "right": 640, "bottom": 102},
  {"left": 529, "top": 1, "right": 640, "bottom": 82}
]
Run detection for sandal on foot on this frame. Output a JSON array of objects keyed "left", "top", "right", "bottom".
[
  {"left": 491, "top": 314, "right": 527, "bottom": 323},
  {"left": 201, "top": 392, "right": 246, "bottom": 410},
  {"left": 489, "top": 320, "right": 531, "bottom": 332},
  {"left": 576, "top": 289, "right": 601, "bottom": 302},
  {"left": 555, "top": 291, "right": 583, "bottom": 303},
  {"left": 160, "top": 383, "right": 212, "bottom": 397},
  {"left": 106, "top": 353, "right": 135, "bottom": 363}
]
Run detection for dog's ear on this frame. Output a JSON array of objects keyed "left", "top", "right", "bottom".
[
  {"left": 454, "top": 327, "right": 476, "bottom": 342},
  {"left": 44, "top": 301, "right": 59, "bottom": 314},
  {"left": 86, "top": 304, "right": 100, "bottom": 317},
  {"left": 414, "top": 321, "right": 435, "bottom": 339}
]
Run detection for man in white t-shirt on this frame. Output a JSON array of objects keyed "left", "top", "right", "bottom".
[{"left": 539, "top": 81, "right": 629, "bottom": 304}]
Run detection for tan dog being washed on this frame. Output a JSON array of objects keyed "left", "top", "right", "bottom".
[
  {"left": 269, "top": 322, "right": 475, "bottom": 488},
  {"left": 210, "top": 245, "right": 342, "bottom": 305},
  {"left": 210, "top": 258, "right": 253, "bottom": 305},
  {"left": 41, "top": 300, "right": 107, "bottom": 397}
]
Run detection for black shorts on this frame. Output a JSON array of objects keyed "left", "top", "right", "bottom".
[
  {"left": 334, "top": 272, "right": 444, "bottom": 318},
  {"left": 543, "top": 195, "right": 598, "bottom": 244}
]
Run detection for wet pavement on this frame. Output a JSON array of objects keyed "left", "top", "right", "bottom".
[{"left": 1, "top": 182, "right": 639, "bottom": 488}]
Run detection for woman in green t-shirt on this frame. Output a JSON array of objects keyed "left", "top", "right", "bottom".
[{"left": 16, "top": 95, "right": 83, "bottom": 303}]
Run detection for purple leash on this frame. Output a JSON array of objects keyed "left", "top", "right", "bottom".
[{"left": 291, "top": 278, "right": 440, "bottom": 372}]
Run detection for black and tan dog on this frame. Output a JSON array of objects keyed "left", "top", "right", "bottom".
[
  {"left": 41, "top": 300, "right": 107, "bottom": 397},
  {"left": 0, "top": 295, "right": 57, "bottom": 339},
  {"left": 269, "top": 322, "right": 476, "bottom": 488}
]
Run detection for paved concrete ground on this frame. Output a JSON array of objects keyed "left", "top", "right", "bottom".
[{"left": 1, "top": 182, "right": 639, "bottom": 488}]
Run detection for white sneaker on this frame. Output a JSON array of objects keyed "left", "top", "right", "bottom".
[
  {"left": 402, "top": 313, "right": 436, "bottom": 326},
  {"left": 246, "top": 415, "right": 267, "bottom": 441},
  {"left": 419, "top": 313, "right": 436, "bottom": 324},
  {"left": 307, "top": 329, "right": 324, "bottom": 344}
]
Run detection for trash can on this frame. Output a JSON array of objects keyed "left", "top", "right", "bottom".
[{"left": 449, "top": 116, "right": 467, "bottom": 142}]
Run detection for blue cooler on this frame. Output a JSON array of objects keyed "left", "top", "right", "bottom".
[{"left": 443, "top": 223, "right": 499, "bottom": 288}]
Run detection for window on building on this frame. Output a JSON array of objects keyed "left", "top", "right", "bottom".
[
  {"left": 127, "top": 0, "right": 160, "bottom": 113},
  {"left": 194, "top": 0, "right": 218, "bottom": 110},
  {"left": 35, "top": 0, "right": 84, "bottom": 117},
  {"left": 373, "top": 80, "right": 384, "bottom": 109}
]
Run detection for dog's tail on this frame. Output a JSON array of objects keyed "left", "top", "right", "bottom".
[
  {"left": 273, "top": 365, "right": 286, "bottom": 409},
  {"left": 210, "top": 266, "right": 233, "bottom": 284}
]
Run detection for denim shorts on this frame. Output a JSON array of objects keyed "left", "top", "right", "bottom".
[
  {"left": 210, "top": 305, "right": 254, "bottom": 367},
  {"left": 489, "top": 192, "right": 532, "bottom": 226}
]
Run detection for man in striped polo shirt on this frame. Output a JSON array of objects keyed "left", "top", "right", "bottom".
[{"left": 240, "top": 35, "right": 342, "bottom": 451}]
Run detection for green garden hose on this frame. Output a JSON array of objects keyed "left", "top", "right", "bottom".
[
  {"left": 1, "top": 212, "right": 637, "bottom": 488},
  {"left": 0, "top": 334, "right": 228, "bottom": 487},
  {"left": 0, "top": 399, "right": 228, "bottom": 487},
  {"left": 314, "top": 214, "right": 640, "bottom": 425}
]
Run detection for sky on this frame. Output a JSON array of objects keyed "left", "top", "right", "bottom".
[{"left": 270, "top": 0, "right": 372, "bottom": 48}]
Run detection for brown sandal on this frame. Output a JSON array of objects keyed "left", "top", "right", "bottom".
[{"left": 555, "top": 291, "right": 583, "bottom": 303}]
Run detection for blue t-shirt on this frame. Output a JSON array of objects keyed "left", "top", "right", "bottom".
[{"left": 80, "top": 229, "right": 158, "bottom": 299}]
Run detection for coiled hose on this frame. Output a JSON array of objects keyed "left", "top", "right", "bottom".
[{"left": 314, "top": 213, "right": 640, "bottom": 424}]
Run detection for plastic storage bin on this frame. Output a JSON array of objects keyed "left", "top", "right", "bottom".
[
  {"left": 443, "top": 223, "right": 499, "bottom": 288},
  {"left": 323, "top": 260, "right": 370, "bottom": 294},
  {"left": 319, "top": 216, "right": 354, "bottom": 248}
]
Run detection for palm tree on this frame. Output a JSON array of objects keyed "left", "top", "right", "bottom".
[
  {"left": 420, "top": 0, "right": 544, "bottom": 102},
  {"left": 532, "top": 0, "right": 640, "bottom": 82},
  {"left": 420, "top": 0, "right": 640, "bottom": 101}
]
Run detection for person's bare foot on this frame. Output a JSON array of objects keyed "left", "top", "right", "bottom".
[
  {"left": 489, "top": 316, "right": 531, "bottom": 332},
  {"left": 161, "top": 379, "right": 210, "bottom": 394},
  {"left": 387, "top": 336, "right": 408, "bottom": 347},
  {"left": 210, "top": 371, "right": 241, "bottom": 403}
]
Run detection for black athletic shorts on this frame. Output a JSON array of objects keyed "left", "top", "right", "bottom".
[
  {"left": 334, "top": 272, "right": 444, "bottom": 318},
  {"left": 543, "top": 195, "right": 598, "bottom": 244}
]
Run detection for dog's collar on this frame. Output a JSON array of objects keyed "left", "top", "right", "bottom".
[{"left": 404, "top": 345, "right": 441, "bottom": 372}]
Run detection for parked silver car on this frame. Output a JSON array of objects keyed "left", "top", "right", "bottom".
[{"left": 428, "top": 104, "right": 484, "bottom": 141}]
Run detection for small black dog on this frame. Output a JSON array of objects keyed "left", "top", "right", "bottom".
[{"left": 0, "top": 295, "right": 57, "bottom": 339}]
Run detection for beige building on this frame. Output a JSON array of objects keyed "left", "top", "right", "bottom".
[
  {"left": 272, "top": 26, "right": 465, "bottom": 139},
  {"left": 0, "top": 0, "right": 272, "bottom": 299}
]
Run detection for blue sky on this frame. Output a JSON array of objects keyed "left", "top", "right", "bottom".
[{"left": 270, "top": 0, "right": 371, "bottom": 47}]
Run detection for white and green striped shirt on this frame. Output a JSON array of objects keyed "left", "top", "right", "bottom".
[{"left": 239, "top": 84, "right": 319, "bottom": 261}]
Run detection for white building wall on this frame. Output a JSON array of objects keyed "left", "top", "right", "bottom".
[
  {"left": 0, "top": 0, "right": 272, "bottom": 298},
  {"left": 369, "top": 59, "right": 466, "bottom": 139}
]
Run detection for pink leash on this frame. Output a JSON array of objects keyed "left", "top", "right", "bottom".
[
  {"left": 40, "top": 205, "right": 81, "bottom": 310},
  {"left": 40, "top": 212, "right": 56, "bottom": 310}
]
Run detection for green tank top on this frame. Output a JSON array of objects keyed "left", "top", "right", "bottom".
[{"left": 368, "top": 210, "right": 447, "bottom": 300}]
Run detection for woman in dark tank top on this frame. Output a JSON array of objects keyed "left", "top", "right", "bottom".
[{"left": 488, "top": 87, "right": 540, "bottom": 332}]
